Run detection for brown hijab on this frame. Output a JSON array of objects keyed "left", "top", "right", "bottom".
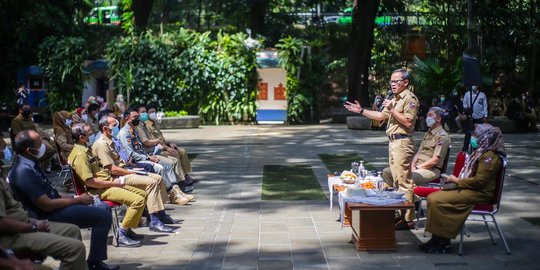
[
  {"left": 53, "top": 111, "right": 73, "bottom": 143},
  {"left": 460, "top": 123, "right": 506, "bottom": 178}
]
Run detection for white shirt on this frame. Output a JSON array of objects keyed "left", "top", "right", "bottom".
[{"left": 463, "top": 90, "right": 488, "bottom": 119}]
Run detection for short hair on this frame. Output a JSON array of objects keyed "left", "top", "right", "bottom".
[
  {"left": 98, "top": 115, "right": 111, "bottom": 131},
  {"left": 137, "top": 104, "right": 147, "bottom": 113},
  {"left": 98, "top": 109, "right": 114, "bottom": 121},
  {"left": 123, "top": 107, "right": 136, "bottom": 120},
  {"left": 429, "top": 106, "right": 444, "bottom": 118},
  {"left": 147, "top": 104, "right": 158, "bottom": 112},
  {"left": 13, "top": 130, "right": 37, "bottom": 154},
  {"left": 87, "top": 103, "right": 100, "bottom": 113},
  {"left": 18, "top": 103, "right": 30, "bottom": 109},
  {"left": 71, "top": 123, "right": 90, "bottom": 141},
  {"left": 393, "top": 68, "right": 410, "bottom": 81}
]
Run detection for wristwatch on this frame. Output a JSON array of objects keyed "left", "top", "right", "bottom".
[{"left": 31, "top": 223, "right": 38, "bottom": 232}]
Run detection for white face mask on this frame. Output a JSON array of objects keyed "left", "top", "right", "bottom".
[
  {"left": 65, "top": 119, "right": 73, "bottom": 127},
  {"left": 425, "top": 116, "right": 436, "bottom": 128},
  {"left": 149, "top": 112, "right": 157, "bottom": 121},
  {"left": 82, "top": 114, "right": 89, "bottom": 122},
  {"left": 30, "top": 143, "right": 46, "bottom": 159}
]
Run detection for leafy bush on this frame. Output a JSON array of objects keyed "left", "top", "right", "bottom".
[
  {"left": 106, "top": 29, "right": 258, "bottom": 124},
  {"left": 38, "top": 36, "right": 89, "bottom": 112},
  {"left": 164, "top": 110, "right": 189, "bottom": 117}
]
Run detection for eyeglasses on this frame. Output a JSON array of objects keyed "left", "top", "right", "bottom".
[{"left": 390, "top": 79, "right": 405, "bottom": 84}]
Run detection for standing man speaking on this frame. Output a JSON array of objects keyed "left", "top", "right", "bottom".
[{"left": 344, "top": 69, "right": 419, "bottom": 229}]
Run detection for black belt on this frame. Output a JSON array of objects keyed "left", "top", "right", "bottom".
[{"left": 388, "top": 134, "right": 411, "bottom": 142}]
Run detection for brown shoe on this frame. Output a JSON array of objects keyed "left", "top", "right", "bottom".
[
  {"left": 172, "top": 185, "right": 195, "bottom": 202},
  {"left": 168, "top": 190, "right": 190, "bottom": 205}
]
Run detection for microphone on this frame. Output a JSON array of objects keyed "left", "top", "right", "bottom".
[{"left": 379, "top": 89, "right": 394, "bottom": 111}]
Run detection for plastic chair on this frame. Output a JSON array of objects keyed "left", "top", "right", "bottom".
[
  {"left": 458, "top": 157, "right": 510, "bottom": 255},
  {"left": 69, "top": 164, "right": 122, "bottom": 247}
]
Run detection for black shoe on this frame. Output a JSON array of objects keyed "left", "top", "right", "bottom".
[
  {"left": 126, "top": 228, "right": 144, "bottom": 241},
  {"left": 180, "top": 184, "right": 195, "bottom": 193},
  {"left": 149, "top": 222, "right": 174, "bottom": 233},
  {"left": 87, "top": 260, "right": 120, "bottom": 270},
  {"left": 424, "top": 239, "right": 452, "bottom": 254},
  {"left": 159, "top": 214, "right": 177, "bottom": 224},
  {"left": 117, "top": 233, "right": 141, "bottom": 247},
  {"left": 184, "top": 174, "right": 198, "bottom": 184},
  {"left": 418, "top": 237, "right": 436, "bottom": 251}
]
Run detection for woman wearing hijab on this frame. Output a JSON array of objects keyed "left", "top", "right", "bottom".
[
  {"left": 53, "top": 111, "right": 74, "bottom": 161},
  {"left": 420, "top": 123, "right": 506, "bottom": 253}
]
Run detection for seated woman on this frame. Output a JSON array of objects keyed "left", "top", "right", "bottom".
[
  {"left": 420, "top": 123, "right": 506, "bottom": 253},
  {"left": 52, "top": 111, "right": 74, "bottom": 161}
]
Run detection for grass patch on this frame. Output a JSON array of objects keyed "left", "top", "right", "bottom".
[
  {"left": 187, "top": 153, "right": 198, "bottom": 161},
  {"left": 318, "top": 153, "right": 376, "bottom": 173},
  {"left": 262, "top": 164, "right": 326, "bottom": 200}
]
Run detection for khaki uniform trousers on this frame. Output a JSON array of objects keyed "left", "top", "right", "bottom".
[
  {"left": 124, "top": 172, "right": 168, "bottom": 213},
  {"left": 388, "top": 137, "right": 415, "bottom": 221},
  {"left": 161, "top": 147, "right": 192, "bottom": 180},
  {"left": 426, "top": 189, "right": 491, "bottom": 239},
  {"left": 382, "top": 167, "right": 440, "bottom": 187},
  {"left": 100, "top": 185, "right": 146, "bottom": 228},
  {"left": 0, "top": 221, "right": 88, "bottom": 270}
]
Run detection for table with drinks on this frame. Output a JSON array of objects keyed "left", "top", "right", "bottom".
[{"left": 328, "top": 161, "right": 414, "bottom": 251}]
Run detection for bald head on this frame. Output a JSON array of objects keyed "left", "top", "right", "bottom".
[{"left": 13, "top": 130, "right": 42, "bottom": 156}]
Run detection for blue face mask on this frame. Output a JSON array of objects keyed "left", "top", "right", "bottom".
[
  {"left": 470, "top": 136, "right": 479, "bottom": 149},
  {"left": 140, "top": 112, "right": 149, "bottom": 122},
  {"left": 111, "top": 126, "right": 120, "bottom": 138},
  {"left": 3, "top": 147, "right": 12, "bottom": 163}
]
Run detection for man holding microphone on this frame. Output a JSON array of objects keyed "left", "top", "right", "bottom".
[{"left": 344, "top": 69, "right": 419, "bottom": 229}]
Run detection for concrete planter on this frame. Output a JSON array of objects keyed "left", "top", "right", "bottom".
[
  {"left": 487, "top": 116, "right": 517, "bottom": 133},
  {"left": 346, "top": 116, "right": 372, "bottom": 130},
  {"left": 157, "top": 116, "right": 200, "bottom": 129}
]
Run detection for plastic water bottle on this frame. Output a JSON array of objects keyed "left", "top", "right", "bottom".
[
  {"left": 351, "top": 161, "right": 359, "bottom": 174},
  {"left": 358, "top": 161, "right": 365, "bottom": 178}
]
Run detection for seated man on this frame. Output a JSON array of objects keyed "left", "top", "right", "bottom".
[
  {"left": 10, "top": 103, "right": 55, "bottom": 173},
  {"left": 68, "top": 123, "right": 146, "bottom": 247},
  {"left": 118, "top": 108, "right": 193, "bottom": 205},
  {"left": 383, "top": 107, "right": 451, "bottom": 186},
  {"left": 136, "top": 104, "right": 196, "bottom": 192},
  {"left": 92, "top": 116, "right": 176, "bottom": 230},
  {"left": 8, "top": 130, "right": 118, "bottom": 270},
  {"left": 0, "top": 176, "right": 87, "bottom": 269},
  {"left": 421, "top": 124, "right": 505, "bottom": 253}
]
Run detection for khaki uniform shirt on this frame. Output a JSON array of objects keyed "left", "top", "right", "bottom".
[
  {"left": 91, "top": 135, "right": 127, "bottom": 170},
  {"left": 382, "top": 89, "right": 418, "bottom": 136},
  {"left": 68, "top": 144, "right": 113, "bottom": 194},
  {"left": 10, "top": 114, "right": 36, "bottom": 135},
  {"left": 416, "top": 125, "right": 451, "bottom": 169},
  {"left": 135, "top": 123, "right": 157, "bottom": 153},
  {"left": 145, "top": 120, "right": 167, "bottom": 143},
  {"left": 457, "top": 151, "right": 501, "bottom": 198},
  {"left": 0, "top": 177, "right": 29, "bottom": 223}
]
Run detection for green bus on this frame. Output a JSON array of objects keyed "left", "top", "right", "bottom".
[{"left": 84, "top": 6, "right": 121, "bottom": 25}]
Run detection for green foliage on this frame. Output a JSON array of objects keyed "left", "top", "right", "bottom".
[
  {"left": 106, "top": 29, "right": 258, "bottom": 124},
  {"left": 164, "top": 110, "right": 189, "bottom": 117},
  {"left": 412, "top": 56, "right": 462, "bottom": 101},
  {"left": 38, "top": 36, "right": 89, "bottom": 112}
]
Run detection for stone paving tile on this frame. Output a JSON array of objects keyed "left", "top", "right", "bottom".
[
  {"left": 260, "top": 232, "right": 290, "bottom": 245},
  {"left": 258, "top": 259, "right": 293, "bottom": 270},
  {"left": 259, "top": 244, "right": 292, "bottom": 259},
  {"left": 287, "top": 217, "right": 315, "bottom": 227},
  {"left": 288, "top": 226, "right": 319, "bottom": 239}
]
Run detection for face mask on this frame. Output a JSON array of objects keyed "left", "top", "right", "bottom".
[
  {"left": 108, "top": 125, "right": 120, "bottom": 138},
  {"left": 3, "top": 147, "right": 12, "bottom": 162},
  {"left": 140, "top": 112, "right": 149, "bottom": 122},
  {"left": 88, "top": 134, "right": 96, "bottom": 147},
  {"left": 149, "top": 112, "right": 157, "bottom": 121},
  {"left": 470, "top": 136, "right": 479, "bottom": 149},
  {"left": 440, "top": 97, "right": 445, "bottom": 102},
  {"left": 22, "top": 110, "right": 32, "bottom": 118},
  {"left": 132, "top": 119, "right": 140, "bottom": 126},
  {"left": 425, "top": 116, "right": 436, "bottom": 128},
  {"left": 65, "top": 119, "right": 72, "bottom": 127},
  {"left": 82, "top": 114, "right": 89, "bottom": 122},
  {"left": 93, "top": 112, "right": 99, "bottom": 119},
  {"left": 29, "top": 143, "right": 46, "bottom": 159}
]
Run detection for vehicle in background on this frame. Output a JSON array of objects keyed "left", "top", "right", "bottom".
[{"left": 84, "top": 6, "right": 121, "bottom": 25}]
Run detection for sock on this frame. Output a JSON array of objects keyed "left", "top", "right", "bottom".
[
  {"left": 150, "top": 213, "right": 163, "bottom": 226},
  {"left": 157, "top": 210, "right": 167, "bottom": 219}
]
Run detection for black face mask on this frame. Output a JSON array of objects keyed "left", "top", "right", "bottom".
[
  {"left": 22, "top": 110, "right": 32, "bottom": 118},
  {"left": 132, "top": 119, "right": 140, "bottom": 126}
]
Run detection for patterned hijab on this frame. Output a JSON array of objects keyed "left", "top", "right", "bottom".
[
  {"left": 52, "top": 111, "right": 72, "bottom": 139},
  {"left": 460, "top": 123, "right": 506, "bottom": 178}
]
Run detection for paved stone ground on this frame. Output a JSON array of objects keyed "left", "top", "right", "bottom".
[{"left": 40, "top": 124, "right": 540, "bottom": 269}]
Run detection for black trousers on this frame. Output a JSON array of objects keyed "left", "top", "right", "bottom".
[{"left": 462, "top": 118, "right": 484, "bottom": 152}]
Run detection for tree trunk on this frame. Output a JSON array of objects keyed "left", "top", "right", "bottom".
[
  {"left": 529, "top": 0, "right": 538, "bottom": 93},
  {"left": 132, "top": 0, "right": 154, "bottom": 30},
  {"left": 347, "top": 0, "right": 380, "bottom": 107},
  {"left": 249, "top": 0, "right": 269, "bottom": 36}
]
